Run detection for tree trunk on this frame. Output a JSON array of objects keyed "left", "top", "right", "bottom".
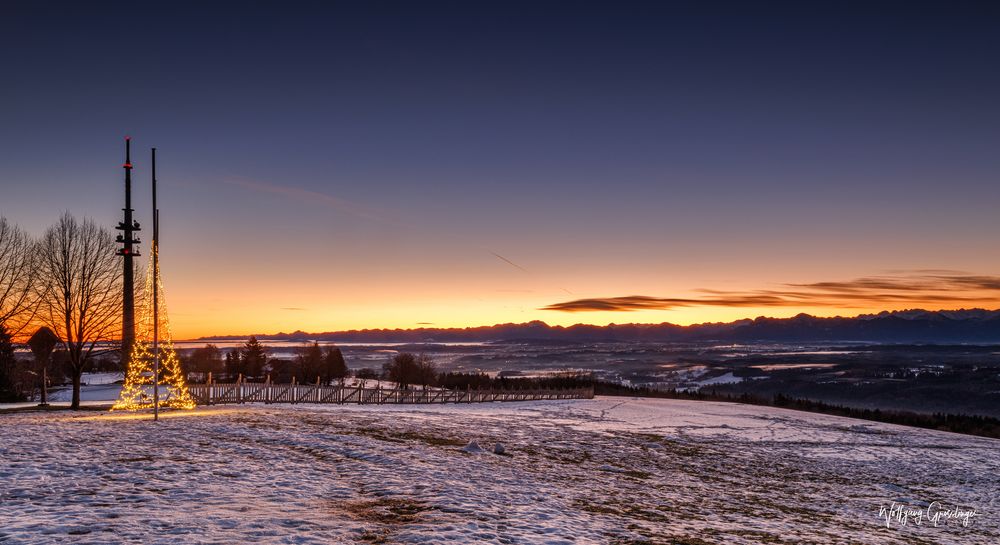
[
  {"left": 39, "top": 366, "right": 48, "bottom": 405},
  {"left": 71, "top": 368, "right": 82, "bottom": 410}
]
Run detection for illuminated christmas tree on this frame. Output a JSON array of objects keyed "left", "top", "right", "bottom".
[{"left": 112, "top": 243, "right": 195, "bottom": 411}]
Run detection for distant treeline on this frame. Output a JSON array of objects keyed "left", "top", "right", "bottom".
[
  {"left": 185, "top": 337, "right": 349, "bottom": 385},
  {"left": 199, "top": 309, "right": 1000, "bottom": 344},
  {"left": 437, "top": 371, "right": 594, "bottom": 391},
  {"left": 191, "top": 341, "right": 593, "bottom": 393}
]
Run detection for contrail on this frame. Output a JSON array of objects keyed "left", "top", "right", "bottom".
[
  {"left": 228, "top": 178, "right": 550, "bottom": 283},
  {"left": 491, "top": 252, "right": 529, "bottom": 273},
  {"left": 221, "top": 177, "right": 386, "bottom": 222}
]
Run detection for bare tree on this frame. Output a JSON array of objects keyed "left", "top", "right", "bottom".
[
  {"left": 384, "top": 352, "right": 418, "bottom": 390},
  {"left": 0, "top": 323, "right": 18, "bottom": 401},
  {"left": 0, "top": 217, "right": 37, "bottom": 336},
  {"left": 187, "top": 343, "right": 223, "bottom": 379},
  {"left": 415, "top": 353, "right": 437, "bottom": 390},
  {"left": 36, "top": 213, "right": 122, "bottom": 409}
]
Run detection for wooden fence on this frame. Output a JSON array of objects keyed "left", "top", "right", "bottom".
[{"left": 187, "top": 379, "right": 594, "bottom": 406}]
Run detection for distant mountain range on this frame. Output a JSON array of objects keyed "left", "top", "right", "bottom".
[{"left": 196, "top": 309, "right": 1000, "bottom": 344}]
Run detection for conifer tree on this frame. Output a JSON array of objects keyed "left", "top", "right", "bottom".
[
  {"left": 225, "top": 349, "right": 244, "bottom": 381},
  {"left": 242, "top": 336, "right": 267, "bottom": 380},
  {"left": 324, "top": 346, "right": 348, "bottom": 385},
  {"left": 0, "top": 324, "right": 17, "bottom": 402}
]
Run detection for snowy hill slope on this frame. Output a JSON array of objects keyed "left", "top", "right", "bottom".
[{"left": 1, "top": 398, "right": 997, "bottom": 544}]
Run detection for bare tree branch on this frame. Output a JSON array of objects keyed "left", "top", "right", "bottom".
[
  {"left": 0, "top": 217, "right": 38, "bottom": 336},
  {"left": 36, "top": 213, "right": 123, "bottom": 409}
]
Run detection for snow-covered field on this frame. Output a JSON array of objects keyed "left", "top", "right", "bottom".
[{"left": 1, "top": 398, "right": 997, "bottom": 544}]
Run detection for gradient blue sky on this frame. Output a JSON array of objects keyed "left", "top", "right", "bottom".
[{"left": 2, "top": 1, "right": 1000, "bottom": 337}]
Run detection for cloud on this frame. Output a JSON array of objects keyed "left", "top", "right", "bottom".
[
  {"left": 281, "top": 307, "right": 306, "bottom": 311},
  {"left": 540, "top": 272, "right": 1000, "bottom": 312}
]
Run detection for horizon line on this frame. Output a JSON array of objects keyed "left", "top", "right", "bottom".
[{"left": 178, "top": 306, "right": 1000, "bottom": 341}]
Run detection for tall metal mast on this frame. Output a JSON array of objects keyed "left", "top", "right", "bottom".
[
  {"left": 115, "top": 137, "right": 140, "bottom": 367},
  {"left": 152, "top": 148, "right": 160, "bottom": 422}
]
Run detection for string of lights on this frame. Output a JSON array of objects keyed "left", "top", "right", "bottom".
[{"left": 112, "top": 243, "right": 195, "bottom": 411}]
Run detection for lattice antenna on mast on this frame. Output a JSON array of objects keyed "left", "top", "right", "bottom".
[{"left": 115, "top": 136, "right": 140, "bottom": 366}]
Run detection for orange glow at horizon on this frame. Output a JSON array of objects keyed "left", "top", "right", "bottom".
[
  {"left": 166, "top": 303, "right": 995, "bottom": 340},
  {"left": 163, "top": 277, "right": 1000, "bottom": 339},
  {"left": 10, "top": 173, "right": 1000, "bottom": 342},
  {"left": 150, "top": 178, "right": 1000, "bottom": 339}
]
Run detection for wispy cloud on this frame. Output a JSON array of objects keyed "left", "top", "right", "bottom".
[
  {"left": 281, "top": 307, "right": 306, "bottom": 311},
  {"left": 222, "top": 177, "right": 386, "bottom": 222},
  {"left": 540, "top": 272, "right": 1000, "bottom": 312}
]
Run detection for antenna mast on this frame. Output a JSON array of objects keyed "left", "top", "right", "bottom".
[
  {"left": 152, "top": 147, "right": 159, "bottom": 422},
  {"left": 115, "top": 137, "right": 140, "bottom": 368}
]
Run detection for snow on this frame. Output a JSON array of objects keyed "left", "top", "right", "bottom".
[
  {"left": 14, "top": 372, "right": 125, "bottom": 405},
  {"left": 78, "top": 372, "right": 125, "bottom": 385},
  {"left": 46, "top": 383, "right": 121, "bottom": 403},
  {"left": 1, "top": 397, "right": 998, "bottom": 544},
  {"left": 692, "top": 371, "right": 743, "bottom": 387},
  {"left": 750, "top": 363, "right": 838, "bottom": 371}
]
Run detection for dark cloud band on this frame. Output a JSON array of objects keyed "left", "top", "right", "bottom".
[{"left": 541, "top": 273, "right": 1000, "bottom": 312}]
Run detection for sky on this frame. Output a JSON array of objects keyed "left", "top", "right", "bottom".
[{"left": 2, "top": 1, "right": 1000, "bottom": 339}]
